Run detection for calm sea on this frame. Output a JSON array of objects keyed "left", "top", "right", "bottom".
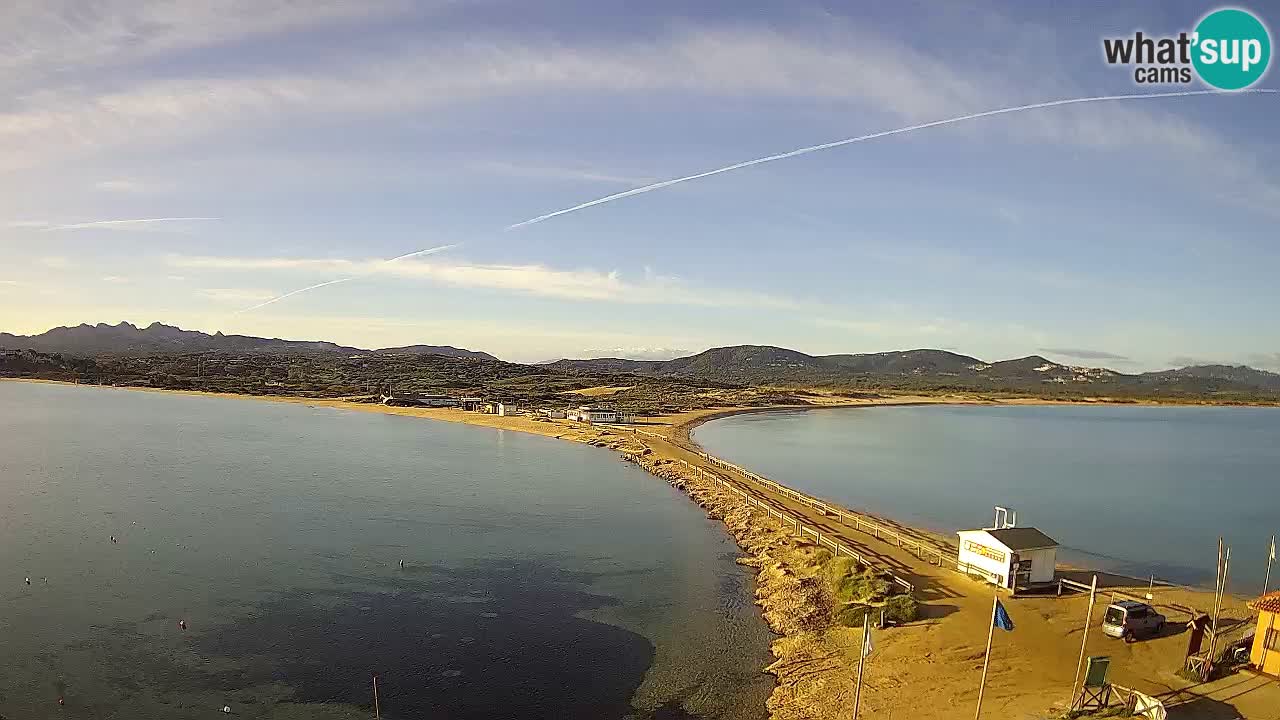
[
  {"left": 0, "top": 382, "right": 771, "bottom": 720},
  {"left": 695, "top": 404, "right": 1280, "bottom": 591}
]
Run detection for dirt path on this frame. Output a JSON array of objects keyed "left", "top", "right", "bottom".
[{"left": 633, "top": 409, "right": 1265, "bottom": 720}]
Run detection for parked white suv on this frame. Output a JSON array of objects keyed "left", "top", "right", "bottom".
[{"left": 1102, "top": 600, "right": 1166, "bottom": 642}]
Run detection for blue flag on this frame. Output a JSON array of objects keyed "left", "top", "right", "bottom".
[{"left": 994, "top": 600, "right": 1015, "bottom": 631}]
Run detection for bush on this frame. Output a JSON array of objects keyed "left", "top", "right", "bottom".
[
  {"left": 884, "top": 595, "right": 919, "bottom": 624},
  {"left": 835, "top": 604, "right": 872, "bottom": 627},
  {"left": 823, "top": 559, "right": 893, "bottom": 604}
]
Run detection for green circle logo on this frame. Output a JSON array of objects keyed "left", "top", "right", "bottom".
[{"left": 1192, "top": 8, "right": 1271, "bottom": 90}]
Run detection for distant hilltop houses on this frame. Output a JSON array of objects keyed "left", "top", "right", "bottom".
[{"left": 377, "top": 390, "right": 635, "bottom": 424}]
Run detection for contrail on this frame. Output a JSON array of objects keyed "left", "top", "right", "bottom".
[
  {"left": 231, "top": 244, "right": 457, "bottom": 315},
  {"left": 40, "top": 217, "right": 221, "bottom": 231},
  {"left": 384, "top": 244, "right": 460, "bottom": 263},
  {"left": 233, "top": 278, "right": 354, "bottom": 314},
  {"left": 505, "top": 88, "right": 1278, "bottom": 230}
]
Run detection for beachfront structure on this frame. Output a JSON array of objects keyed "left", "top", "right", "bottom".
[
  {"left": 956, "top": 526, "right": 1059, "bottom": 591},
  {"left": 567, "top": 406, "right": 635, "bottom": 423},
  {"left": 539, "top": 409, "right": 567, "bottom": 419},
  {"left": 381, "top": 392, "right": 458, "bottom": 408},
  {"left": 1248, "top": 591, "right": 1280, "bottom": 677},
  {"left": 569, "top": 406, "right": 618, "bottom": 423},
  {"left": 459, "top": 397, "right": 484, "bottom": 411}
]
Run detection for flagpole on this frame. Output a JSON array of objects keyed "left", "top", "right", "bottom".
[
  {"left": 1068, "top": 574, "right": 1098, "bottom": 710},
  {"left": 373, "top": 673, "right": 380, "bottom": 719},
  {"left": 1265, "top": 534, "right": 1274, "bottom": 597},
  {"left": 974, "top": 592, "right": 998, "bottom": 720},
  {"left": 1206, "top": 545, "right": 1230, "bottom": 678},
  {"left": 854, "top": 611, "right": 868, "bottom": 719}
]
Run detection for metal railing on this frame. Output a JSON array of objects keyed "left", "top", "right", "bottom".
[{"left": 641, "top": 449, "right": 917, "bottom": 593}]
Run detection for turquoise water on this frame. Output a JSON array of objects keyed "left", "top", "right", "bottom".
[
  {"left": 0, "top": 382, "right": 772, "bottom": 719},
  {"left": 695, "top": 404, "right": 1280, "bottom": 590}
]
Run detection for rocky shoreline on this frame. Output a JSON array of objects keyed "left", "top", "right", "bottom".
[{"left": 624, "top": 449, "right": 856, "bottom": 720}]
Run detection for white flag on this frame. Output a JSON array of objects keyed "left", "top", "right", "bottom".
[
  {"left": 862, "top": 619, "right": 874, "bottom": 657},
  {"left": 1270, "top": 535, "right": 1276, "bottom": 561}
]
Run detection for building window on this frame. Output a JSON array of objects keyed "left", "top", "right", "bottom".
[{"left": 1267, "top": 626, "right": 1280, "bottom": 651}]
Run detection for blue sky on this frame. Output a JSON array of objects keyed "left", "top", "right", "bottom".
[{"left": 1, "top": 0, "right": 1277, "bottom": 368}]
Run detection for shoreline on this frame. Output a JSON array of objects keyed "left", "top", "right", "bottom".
[
  {"left": 5, "top": 377, "right": 1262, "bottom": 718},
  {"left": 6, "top": 377, "right": 1261, "bottom": 594}
]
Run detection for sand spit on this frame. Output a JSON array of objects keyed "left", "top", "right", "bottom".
[{"left": 626, "top": 450, "right": 854, "bottom": 720}]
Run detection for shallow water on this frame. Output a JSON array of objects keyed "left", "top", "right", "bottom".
[
  {"left": 0, "top": 382, "right": 772, "bottom": 719},
  {"left": 695, "top": 404, "right": 1280, "bottom": 590}
]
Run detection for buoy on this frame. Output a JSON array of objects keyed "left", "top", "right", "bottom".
[
  {"left": 25, "top": 577, "right": 31, "bottom": 585},
  {"left": 58, "top": 696, "right": 65, "bottom": 706},
  {"left": 110, "top": 536, "right": 116, "bottom": 543},
  {"left": 179, "top": 620, "right": 187, "bottom": 630},
  {"left": 222, "top": 705, "right": 231, "bottom": 713},
  {"left": 398, "top": 559, "right": 405, "bottom": 569}
]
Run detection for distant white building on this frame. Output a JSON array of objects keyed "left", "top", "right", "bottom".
[
  {"left": 567, "top": 406, "right": 636, "bottom": 424},
  {"left": 539, "top": 409, "right": 567, "bottom": 419},
  {"left": 381, "top": 392, "right": 457, "bottom": 407},
  {"left": 957, "top": 526, "right": 1059, "bottom": 590},
  {"left": 570, "top": 406, "right": 618, "bottom": 423}
]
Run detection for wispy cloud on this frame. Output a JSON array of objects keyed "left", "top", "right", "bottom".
[
  {"left": 3, "top": 21, "right": 1275, "bottom": 216},
  {"left": 1245, "top": 352, "right": 1280, "bottom": 371},
  {"left": 222, "top": 244, "right": 459, "bottom": 314},
  {"left": 6, "top": 220, "right": 50, "bottom": 229},
  {"left": 232, "top": 279, "right": 354, "bottom": 314},
  {"left": 571, "top": 346, "right": 696, "bottom": 361},
  {"left": 1038, "top": 347, "right": 1131, "bottom": 362},
  {"left": 95, "top": 178, "right": 162, "bottom": 194},
  {"left": 39, "top": 217, "right": 219, "bottom": 231},
  {"left": 1, "top": 0, "right": 415, "bottom": 83},
  {"left": 39, "top": 256, "right": 70, "bottom": 269},
  {"left": 198, "top": 287, "right": 278, "bottom": 303},
  {"left": 474, "top": 161, "right": 653, "bottom": 186},
  {"left": 169, "top": 251, "right": 805, "bottom": 310},
  {"left": 100, "top": 275, "right": 130, "bottom": 283}
]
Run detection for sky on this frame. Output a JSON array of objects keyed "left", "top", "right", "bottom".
[{"left": 1, "top": 0, "right": 1277, "bottom": 368}]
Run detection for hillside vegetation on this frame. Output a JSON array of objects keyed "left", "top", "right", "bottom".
[{"left": 5, "top": 324, "right": 1280, "bottom": 407}]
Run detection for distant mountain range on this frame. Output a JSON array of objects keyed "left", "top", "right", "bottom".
[
  {"left": 0, "top": 322, "right": 497, "bottom": 361},
  {"left": 548, "top": 345, "right": 1280, "bottom": 394},
  {"left": 4, "top": 323, "right": 1278, "bottom": 396}
]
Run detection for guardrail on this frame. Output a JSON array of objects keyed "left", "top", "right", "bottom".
[
  {"left": 692, "top": 450, "right": 956, "bottom": 571},
  {"left": 684, "top": 461, "right": 915, "bottom": 593},
  {"left": 631, "top": 427, "right": 1201, "bottom": 607}
]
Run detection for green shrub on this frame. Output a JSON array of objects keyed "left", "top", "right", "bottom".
[
  {"left": 824, "top": 559, "right": 897, "bottom": 604},
  {"left": 884, "top": 595, "right": 919, "bottom": 624},
  {"left": 823, "top": 559, "right": 894, "bottom": 604},
  {"left": 834, "top": 604, "right": 872, "bottom": 627}
]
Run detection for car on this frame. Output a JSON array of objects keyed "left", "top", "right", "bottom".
[{"left": 1102, "top": 600, "right": 1166, "bottom": 642}]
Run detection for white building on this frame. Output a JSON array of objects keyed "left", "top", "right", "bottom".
[
  {"left": 570, "top": 406, "right": 618, "bottom": 423},
  {"left": 381, "top": 392, "right": 458, "bottom": 407},
  {"left": 956, "top": 527, "right": 1059, "bottom": 590}
]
